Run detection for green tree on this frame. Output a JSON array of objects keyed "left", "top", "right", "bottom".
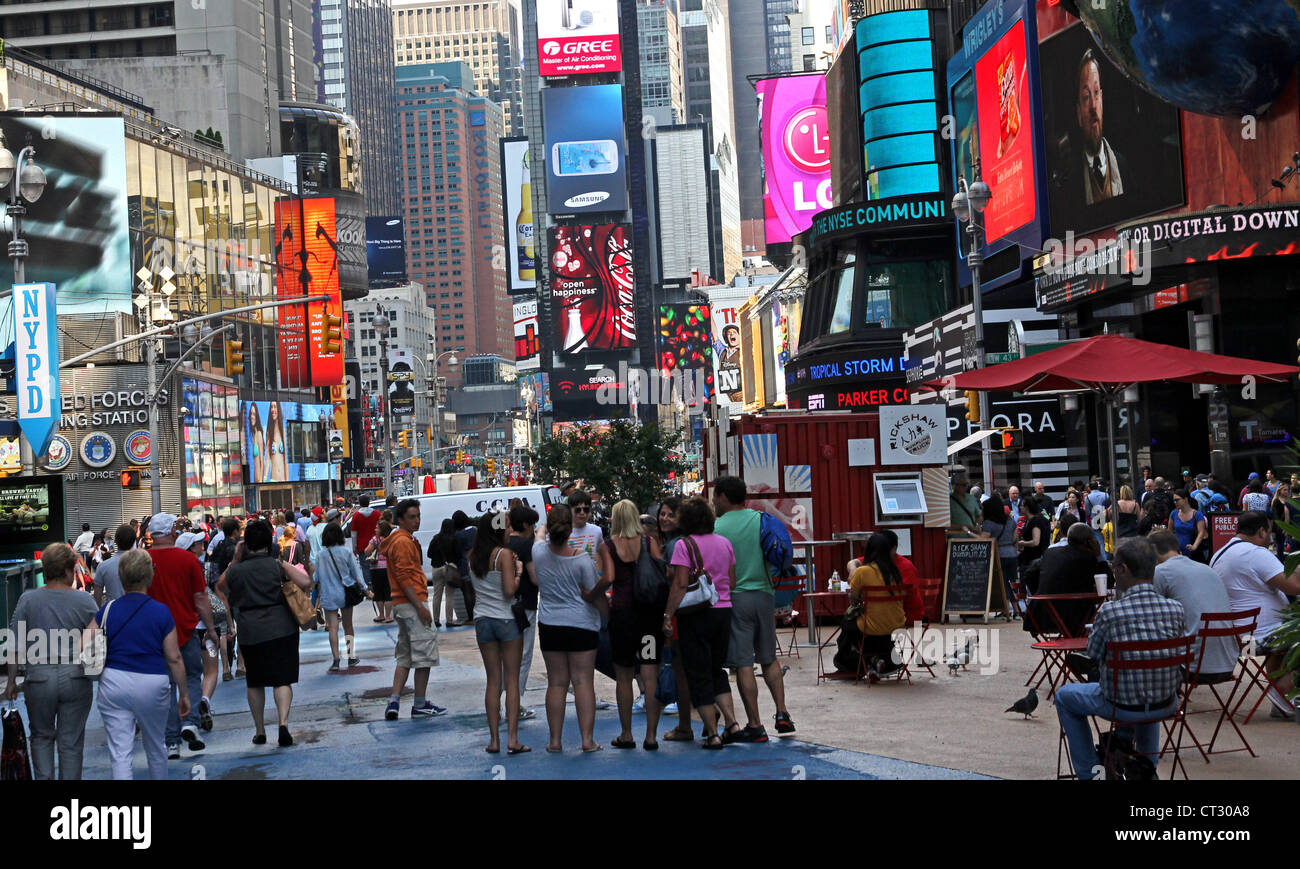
[{"left": 530, "top": 420, "right": 689, "bottom": 509}]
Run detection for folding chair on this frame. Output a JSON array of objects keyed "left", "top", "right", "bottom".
[
  {"left": 1056, "top": 635, "right": 1194, "bottom": 780},
  {"left": 894, "top": 578, "right": 941, "bottom": 678},
  {"left": 862, "top": 586, "right": 914, "bottom": 685},
  {"left": 1231, "top": 623, "right": 1293, "bottom": 726},
  {"left": 1161, "top": 608, "right": 1259, "bottom": 763},
  {"left": 773, "top": 574, "right": 804, "bottom": 658}
]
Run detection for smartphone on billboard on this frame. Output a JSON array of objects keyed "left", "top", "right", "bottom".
[{"left": 551, "top": 140, "right": 619, "bottom": 176}]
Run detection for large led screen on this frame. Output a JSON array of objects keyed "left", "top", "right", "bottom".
[
  {"left": 513, "top": 297, "right": 541, "bottom": 372},
  {"left": 274, "top": 197, "right": 345, "bottom": 388},
  {"left": 549, "top": 224, "right": 636, "bottom": 353},
  {"left": 365, "top": 216, "right": 407, "bottom": 286},
  {"left": 500, "top": 138, "right": 536, "bottom": 292},
  {"left": 757, "top": 74, "right": 833, "bottom": 245},
  {"left": 975, "top": 19, "right": 1036, "bottom": 242},
  {"left": 542, "top": 85, "right": 629, "bottom": 215},
  {"left": 657, "top": 303, "right": 714, "bottom": 401},
  {"left": 242, "top": 400, "right": 333, "bottom": 484}
]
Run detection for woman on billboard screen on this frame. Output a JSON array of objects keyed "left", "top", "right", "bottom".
[
  {"left": 267, "top": 401, "right": 289, "bottom": 482},
  {"left": 247, "top": 403, "right": 268, "bottom": 484}
]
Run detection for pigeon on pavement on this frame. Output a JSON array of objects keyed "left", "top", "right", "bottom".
[{"left": 1005, "top": 688, "right": 1039, "bottom": 719}]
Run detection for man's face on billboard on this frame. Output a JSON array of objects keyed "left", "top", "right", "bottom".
[{"left": 1076, "top": 58, "right": 1103, "bottom": 155}]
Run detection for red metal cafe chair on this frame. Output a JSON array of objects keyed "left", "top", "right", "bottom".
[
  {"left": 1231, "top": 618, "right": 1294, "bottom": 726},
  {"left": 1028, "top": 592, "right": 1106, "bottom": 701},
  {"left": 1056, "top": 635, "right": 1195, "bottom": 780},
  {"left": 1161, "top": 608, "right": 1259, "bottom": 763},
  {"left": 894, "top": 578, "right": 941, "bottom": 679},
  {"left": 1014, "top": 581, "right": 1058, "bottom": 689}
]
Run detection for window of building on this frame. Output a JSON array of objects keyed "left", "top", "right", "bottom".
[
  {"left": 826, "top": 251, "right": 856, "bottom": 335},
  {"left": 801, "top": 26, "right": 814, "bottom": 45},
  {"left": 803, "top": 53, "right": 816, "bottom": 71}
]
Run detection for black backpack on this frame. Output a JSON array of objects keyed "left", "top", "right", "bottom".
[{"left": 1095, "top": 731, "right": 1157, "bottom": 780}]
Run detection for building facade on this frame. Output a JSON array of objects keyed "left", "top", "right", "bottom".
[
  {"left": 3, "top": 0, "right": 318, "bottom": 161},
  {"left": 651, "top": 124, "right": 719, "bottom": 282},
  {"left": 637, "top": 0, "right": 685, "bottom": 128},
  {"left": 317, "top": 0, "right": 402, "bottom": 217},
  {"left": 395, "top": 62, "right": 512, "bottom": 376},
  {"left": 392, "top": 0, "right": 524, "bottom": 135}
]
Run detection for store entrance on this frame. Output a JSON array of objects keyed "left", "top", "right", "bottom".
[
  {"left": 1141, "top": 305, "right": 1210, "bottom": 478},
  {"left": 256, "top": 486, "right": 295, "bottom": 513}
]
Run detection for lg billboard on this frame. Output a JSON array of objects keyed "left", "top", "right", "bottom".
[
  {"left": 537, "top": 0, "right": 622, "bottom": 76},
  {"left": 757, "top": 74, "right": 834, "bottom": 246}
]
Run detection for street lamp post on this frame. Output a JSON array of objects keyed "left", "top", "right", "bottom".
[
  {"left": 374, "top": 308, "right": 393, "bottom": 497},
  {"left": 428, "top": 349, "right": 459, "bottom": 473},
  {"left": 0, "top": 136, "right": 48, "bottom": 474},
  {"left": 952, "top": 175, "right": 994, "bottom": 489}
]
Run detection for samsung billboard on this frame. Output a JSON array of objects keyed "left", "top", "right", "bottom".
[
  {"left": 542, "top": 84, "right": 629, "bottom": 215},
  {"left": 365, "top": 216, "right": 408, "bottom": 286}
]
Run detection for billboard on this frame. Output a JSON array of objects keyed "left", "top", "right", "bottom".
[
  {"left": 856, "top": 11, "right": 945, "bottom": 218},
  {"left": 365, "top": 216, "right": 408, "bottom": 286},
  {"left": 537, "top": 0, "right": 622, "bottom": 76},
  {"left": 274, "top": 197, "right": 345, "bottom": 387},
  {"left": 0, "top": 475, "right": 64, "bottom": 548},
  {"left": 182, "top": 378, "right": 243, "bottom": 516},
  {"left": 513, "top": 297, "right": 541, "bottom": 372},
  {"left": 0, "top": 116, "right": 130, "bottom": 315},
  {"left": 549, "top": 224, "right": 636, "bottom": 353},
  {"left": 657, "top": 303, "right": 714, "bottom": 400},
  {"left": 500, "top": 138, "right": 536, "bottom": 292},
  {"left": 241, "top": 400, "right": 332, "bottom": 484},
  {"left": 520, "top": 371, "right": 552, "bottom": 414},
  {"left": 542, "top": 85, "right": 628, "bottom": 214},
  {"left": 711, "top": 304, "right": 743, "bottom": 405},
  {"left": 946, "top": 0, "right": 1047, "bottom": 290},
  {"left": 757, "top": 74, "right": 833, "bottom": 246},
  {"left": 387, "top": 348, "right": 415, "bottom": 419},
  {"left": 1040, "top": 24, "right": 1184, "bottom": 237},
  {"left": 552, "top": 367, "right": 629, "bottom": 423}
]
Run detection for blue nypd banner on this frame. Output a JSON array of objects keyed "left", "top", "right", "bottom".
[{"left": 13, "top": 282, "right": 60, "bottom": 455}]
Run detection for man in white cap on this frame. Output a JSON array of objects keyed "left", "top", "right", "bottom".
[{"left": 146, "top": 513, "right": 217, "bottom": 759}]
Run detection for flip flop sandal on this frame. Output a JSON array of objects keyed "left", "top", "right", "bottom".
[
  {"left": 485, "top": 746, "right": 501, "bottom": 754},
  {"left": 508, "top": 745, "right": 532, "bottom": 755},
  {"left": 611, "top": 737, "right": 637, "bottom": 749},
  {"left": 643, "top": 740, "right": 659, "bottom": 751}
]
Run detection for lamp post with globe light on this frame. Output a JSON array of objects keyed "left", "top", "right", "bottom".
[
  {"left": 0, "top": 134, "right": 48, "bottom": 474},
  {"left": 952, "top": 175, "right": 994, "bottom": 488}
]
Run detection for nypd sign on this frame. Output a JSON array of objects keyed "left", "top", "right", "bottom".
[{"left": 13, "top": 282, "right": 60, "bottom": 455}]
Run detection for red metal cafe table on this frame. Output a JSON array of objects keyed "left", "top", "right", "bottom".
[
  {"left": 801, "top": 591, "right": 851, "bottom": 684},
  {"left": 1026, "top": 592, "right": 1107, "bottom": 700},
  {"left": 794, "top": 539, "right": 853, "bottom": 645}
]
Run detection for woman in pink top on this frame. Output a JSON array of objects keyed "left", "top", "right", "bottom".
[{"left": 664, "top": 497, "right": 741, "bottom": 749}]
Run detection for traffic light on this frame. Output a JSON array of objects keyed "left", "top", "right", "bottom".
[
  {"left": 964, "top": 390, "right": 981, "bottom": 424},
  {"left": 997, "top": 428, "right": 1024, "bottom": 451},
  {"left": 225, "top": 339, "right": 245, "bottom": 376},
  {"left": 413, "top": 457, "right": 422, "bottom": 469},
  {"left": 398, "top": 430, "right": 408, "bottom": 449},
  {"left": 120, "top": 469, "right": 141, "bottom": 489},
  {"left": 487, "top": 458, "right": 495, "bottom": 475},
  {"left": 322, "top": 313, "right": 343, "bottom": 355}
]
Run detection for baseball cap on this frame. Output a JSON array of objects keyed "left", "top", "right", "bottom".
[
  {"left": 326, "top": 509, "right": 340, "bottom": 521},
  {"left": 312, "top": 506, "right": 324, "bottom": 519},
  {"left": 147, "top": 513, "right": 178, "bottom": 535},
  {"left": 1195, "top": 474, "right": 1208, "bottom": 482},
  {"left": 175, "top": 531, "right": 202, "bottom": 551},
  {"left": 1248, "top": 472, "right": 1260, "bottom": 481}
]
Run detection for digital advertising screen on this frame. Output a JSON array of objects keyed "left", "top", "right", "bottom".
[
  {"left": 519, "top": 372, "right": 552, "bottom": 414},
  {"left": 549, "top": 224, "right": 636, "bottom": 353},
  {"left": 657, "top": 303, "right": 714, "bottom": 400},
  {"left": 757, "top": 74, "right": 833, "bottom": 246},
  {"left": 537, "top": 0, "right": 622, "bottom": 76},
  {"left": 542, "top": 85, "right": 629, "bottom": 215},
  {"left": 0, "top": 475, "right": 64, "bottom": 547},
  {"left": 274, "top": 197, "right": 345, "bottom": 388},
  {"left": 365, "top": 216, "right": 408, "bottom": 286},
  {"left": 500, "top": 138, "right": 536, "bottom": 293},
  {"left": 975, "top": 18, "right": 1036, "bottom": 242},
  {"left": 242, "top": 400, "right": 332, "bottom": 484},
  {"left": 1040, "top": 23, "right": 1184, "bottom": 237},
  {"left": 711, "top": 304, "right": 743, "bottom": 405},
  {"left": 182, "top": 378, "right": 243, "bottom": 516},
  {"left": 513, "top": 297, "right": 541, "bottom": 372},
  {"left": 856, "top": 11, "right": 944, "bottom": 209},
  {"left": 0, "top": 116, "right": 130, "bottom": 315}
]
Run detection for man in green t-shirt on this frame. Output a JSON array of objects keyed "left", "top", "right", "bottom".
[{"left": 712, "top": 476, "right": 795, "bottom": 742}]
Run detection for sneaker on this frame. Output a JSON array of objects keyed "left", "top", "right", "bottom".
[
  {"left": 180, "top": 725, "right": 206, "bottom": 752},
  {"left": 631, "top": 693, "right": 645, "bottom": 712},
  {"left": 735, "top": 725, "right": 769, "bottom": 743},
  {"left": 385, "top": 699, "right": 400, "bottom": 721},
  {"left": 199, "top": 697, "right": 213, "bottom": 732},
  {"left": 774, "top": 711, "right": 796, "bottom": 735},
  {"left": 412, "top": 701, "right": 447, "bottom": 717},
  {"left": 167, "top": 742, "right": 181, "bottom": 760},
  {"left": 595, "top": 698, "right": 613, "bottom": 710},
  {"left": 520, "top": 707, "right": 537, "bottom": 720},
  {"left": 663, "top": 702, "right": 678, "bottom": 714}
]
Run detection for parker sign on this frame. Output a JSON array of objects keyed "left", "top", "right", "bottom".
[{"left": 13, "top": 282, "right": 61, "bottom": 456}]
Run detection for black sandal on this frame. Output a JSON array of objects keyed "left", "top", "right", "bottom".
[
  {"left": 702, "top": 734, "right": 724, "bottom": 750},
  {"left": 252, "top": 733, "right": 267, "bottom": 745},
  {"left": 643, "top": 739, "right": 659, "bottom": 751},
  {"left": 611, "top": 736, "right": 637, "bottom": 749}
]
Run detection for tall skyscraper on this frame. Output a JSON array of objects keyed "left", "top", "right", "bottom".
[
  {"left": 679, "top": 0, "right": 741, "bottom": 279},
  {"left": 637, "top": 0, "right": 686, "bottom": 128},
  {"left": 0, "top": 0, "right": 318, "bottom": 161},
  {"left": 317, "top": 0, "right": 402, "bottom": 217},
  {"left": 391, "top": 0, "right": 525, "bottom": 135},
  {"left": 729, "top": 0, "right": 797, "bottom": 231},
  {"left": 396, "top": 62, "right": 512, "bottom": 375}
]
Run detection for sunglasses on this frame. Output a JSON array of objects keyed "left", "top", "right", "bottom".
[{"left": 572, "top": 506, "right": 591, "bottom": 513}]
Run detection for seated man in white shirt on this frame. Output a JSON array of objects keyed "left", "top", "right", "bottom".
[{"left": 1209, "top": 511, "right": 1300, "bottom": 717}]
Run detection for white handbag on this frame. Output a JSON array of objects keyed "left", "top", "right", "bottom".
[{"left": 676, "top": 536, "right": 719, "bottom": 615}]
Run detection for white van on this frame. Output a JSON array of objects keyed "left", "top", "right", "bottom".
[{"left": 408, "top": 485, "right": 564, "bottom": 565}]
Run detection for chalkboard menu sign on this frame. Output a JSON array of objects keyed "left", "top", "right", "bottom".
[{"left": 941, "top": 537, "right": 1005, "bottom": 620}]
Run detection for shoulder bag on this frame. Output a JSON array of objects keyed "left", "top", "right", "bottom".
[
  {"left": 330, "top": 548, "right": 366, "bottom": 609},
  {"left": 634, "top": 535, "right": 669, "bottom": 607},
  {"left": 279, "top": 561, "right": 319, "bottom": 628},
  {"left": 675, "top": 536, "right": 719, "bottom": 616}
]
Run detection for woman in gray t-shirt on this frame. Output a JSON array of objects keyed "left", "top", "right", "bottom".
[{"left": 533, "top": 505, "right": 608, "bottom": 753}]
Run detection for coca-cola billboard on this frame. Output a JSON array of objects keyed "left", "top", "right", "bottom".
[
  {"left": 549, "top": 224, "right": 636, "bottom": 354},
  {"left": 537, "top": 0, "right": 622, "bottom": 76}
]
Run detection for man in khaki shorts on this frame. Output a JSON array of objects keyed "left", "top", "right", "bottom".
[{"left": 383, "top": 499, "right": 447, "bottom": 719}]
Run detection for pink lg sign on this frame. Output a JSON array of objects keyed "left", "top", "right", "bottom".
[{"left": 759, "top": 75, "right": 833, "bottom": 245}]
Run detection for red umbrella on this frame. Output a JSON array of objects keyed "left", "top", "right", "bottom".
[{"left": 923, "top": 334, "right": 1298, "bottom": 491}]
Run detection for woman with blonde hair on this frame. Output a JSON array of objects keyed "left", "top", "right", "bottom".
[
  {"left": 605, "top": 498, "right": 665, "bottom": 750},
  {"left": 1108, "top": 484, "right": 1141, "bottom": 539}
]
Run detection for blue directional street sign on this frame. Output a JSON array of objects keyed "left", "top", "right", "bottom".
[{"left": 12, "top": 282, "right": 60, "bottom": 456}]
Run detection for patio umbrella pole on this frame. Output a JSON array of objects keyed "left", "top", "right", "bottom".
[{"left": 1106, "top": 389, "right": 1120, "bottom": 524}]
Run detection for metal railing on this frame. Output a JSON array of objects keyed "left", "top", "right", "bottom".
[{"left": 4, "top": 42, "right": 151, "bottom": 112}]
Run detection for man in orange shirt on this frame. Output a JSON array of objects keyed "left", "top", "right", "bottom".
[{"left": 383, "top": 499, "right": 445, "bottom": 719}]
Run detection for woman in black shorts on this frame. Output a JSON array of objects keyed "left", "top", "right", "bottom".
[
  {"left": 605, "top": 499, "right": 665, "bottom": 750},
  {"left": 364, "top": 520, "right": 394, "bottom": 623},
  {"left": 535, "top": 505, "right": 608, "bottom": 753}
]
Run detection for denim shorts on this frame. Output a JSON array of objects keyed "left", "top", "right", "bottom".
[{"left": 475, "top": 616, "right": 521, "bottom": 644}]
